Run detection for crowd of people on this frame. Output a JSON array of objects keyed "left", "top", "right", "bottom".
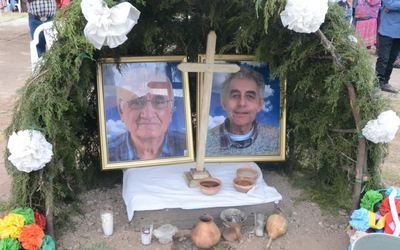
[{"left": 331, "top": 0, "right": 400, "bottom": 93}]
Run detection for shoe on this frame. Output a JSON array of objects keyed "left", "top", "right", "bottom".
[
  {"left": 381, "top": 84, "right": 399, "bottom": 93},
  {"left": 394, "top": 64, "right": 400, "bottom": 69}
]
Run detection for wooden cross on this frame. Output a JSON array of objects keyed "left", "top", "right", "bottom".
[{"left": 178, "top": 31, "right": 240, "bottom": 187}]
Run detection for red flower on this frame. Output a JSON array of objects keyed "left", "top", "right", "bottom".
[
  {"left": 33, "top": 212, "right": 46, "bottom": 230},
  {"left": 18, "top": 224, "right": 44, "bottom": 250}
]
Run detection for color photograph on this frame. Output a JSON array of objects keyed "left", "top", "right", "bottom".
[
  {"left": 197, "top": 55, "right": 286, "bottom": 162},
  {"left": 97, "top": 56, "right": 194, "bottom": 170}
]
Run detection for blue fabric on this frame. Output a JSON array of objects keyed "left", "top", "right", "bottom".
[
  {"left": 9, "top": 0, "right": 17, "bottom": 10},
  {"left": 346, "top": 6, "right": 353, "bottom": 22},
  {"left": 28, "top": 16, "right": 54, "bottom": 57},
  {"left": 349, "top": 208, "right": 370, "bottom": 231},
  {"left": 386, "top": 187, "right": 400, "bottom": 199},
  {"left": 348, "top": 244, "right": 352, "bottom": 250},
  {"left": 379, "top": 0, "right": 400, "bottom": 38},
  {"left": 108, "top": 130, "right": 187, "bottom": 162}
]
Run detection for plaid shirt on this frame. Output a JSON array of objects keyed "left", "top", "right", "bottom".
[
  {"left": 108, "top": 130, "right": 187, "bottom": 162},
  {"left": 27, "top": 0, "right": 56, "bottom": 18}
]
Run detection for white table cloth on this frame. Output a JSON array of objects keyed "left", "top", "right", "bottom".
[{"left": 123, "top": 162, "right": 282, "bottom": 221}]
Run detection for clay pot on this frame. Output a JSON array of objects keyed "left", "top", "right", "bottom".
[
  {"left": 236, "top": 167, "right": 258, "bottom": 179},
  {"left": 199, "top": 178, "right": 222, "bottom": 195},
  {"left": 191, "top": 215, "right": 221, "bottom": 249},
  {"left": 233, "top": 177, "right": 256, "bottom": 193}
]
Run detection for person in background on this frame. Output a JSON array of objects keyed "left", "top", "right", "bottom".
[
  {"left": 375, "top": 0, "right": 400, "bottom": 93},
  {"left": 0, "top": 0, "right": 6, "bottom": 10},
  {"left": 354, "top": 0, "right": 381, "bottom": 48},
  {"left": 9, "top": 0, "right": 17, "bottom": 11},
  {"left": 330, "top": 0, "right": 353, "bottom": 22},
  {"left": 27, "top": 0, "right": 56, "bottom": 57}
]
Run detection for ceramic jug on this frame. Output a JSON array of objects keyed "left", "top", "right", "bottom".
[{"left": 191, "top": 215, "right": 221, "bottom": 249}]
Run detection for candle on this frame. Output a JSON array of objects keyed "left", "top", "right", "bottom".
[
  {"left": 141, "top": 218, "right": 154, "bottom": 245},
  {"left": 101, "top": 212, "right": 113, "bottom": 236}
]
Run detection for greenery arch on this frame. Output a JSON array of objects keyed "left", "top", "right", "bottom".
[{"left": 3, "top": 0, "right": 390, "bottom": 235}]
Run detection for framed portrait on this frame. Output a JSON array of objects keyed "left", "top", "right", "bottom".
[
  {"left": 97, "top": 56, "right": 194, "bottom": 170},
  {"left": 197, "top": 55, "right": 286, "bottom": 162}
]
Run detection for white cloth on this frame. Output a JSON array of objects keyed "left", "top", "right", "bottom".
[
  {"left": 81, "top": 0, "right": 140, "bottom": 50},
  {"left": 362, "top": 110, "right": 400, "bottom": 144},
  {"left": 280, "top": 0, "right": 329, "bottom": 33},
  {"left": 123, "top": 162, "right": 282, "bottom": 221},
  {"left": 7, "top": 130, "right": 53, "bottom": 173}
]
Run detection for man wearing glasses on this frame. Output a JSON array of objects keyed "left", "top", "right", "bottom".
[{"left": 108, "top": 68, "right": 186, "bottom": 162}]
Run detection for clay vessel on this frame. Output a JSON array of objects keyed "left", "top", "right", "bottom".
[
  {"left": 191, "top": 215, "right": 221, "bottom": 249},
  {"left": 199, "top": 177, "right": 222, "bottom": 195},
  {"left": 233, "top": 177, "right": 256, "bottom": 193},
  {"left": 236, "top": 167, "right": 258, "bottom": 179}
]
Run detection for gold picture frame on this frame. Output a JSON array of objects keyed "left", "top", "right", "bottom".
[
  {"left": 97, "top": 56, "right": 194, "bottom": 170},
  {"left": 197, "top": 55, "right": 286, "bottom": 162}
]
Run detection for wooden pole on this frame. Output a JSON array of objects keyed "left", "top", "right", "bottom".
[
  {"left": 315, "top": 29, "right": 367, "bottom": 211},
  {"left": 196, "top": 31, "right": 216, "bottom": 172},
  {"left": 345, "top": 82, "right": 367, "bottom": 212}
]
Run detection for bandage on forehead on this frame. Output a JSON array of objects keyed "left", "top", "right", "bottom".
[{"left": 118, "top": 68, "right": 171, "bottom": 98}]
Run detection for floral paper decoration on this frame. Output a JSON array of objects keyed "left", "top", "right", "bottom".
[
  {"left": 280, "top": 0, "right": 329, "bottom": 33},
  {"left": 7, "top": 130, "right": 53, "bottom": 173},
  {"left": 18, "top": 224, "right": 45, "bottom": 250},
  {"left": 81, "top": 0, "right": 141, "bottom": 50},
  {"left": 0, "top": 209, "right": 52, "bottom": 249},
  {"left": 0, "top": 213, "right": 25, "bottom": 239},
  {"left": 362, "top": 110, "right": 400, "bottom": 144}
]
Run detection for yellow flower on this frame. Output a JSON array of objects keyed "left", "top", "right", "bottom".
[{"left": 0, "top": 213, "right": 25, "bottom": 239}]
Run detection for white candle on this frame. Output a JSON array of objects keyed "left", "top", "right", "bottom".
[
  {"left": 101, "top": 212, "right": 113, "bottom": 236},
  {"left": 255, "top": 227, "right": 264, "bottom": 237}
]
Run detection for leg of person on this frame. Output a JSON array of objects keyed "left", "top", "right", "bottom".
[
  {"left": 9, "top": 0, "right": 16, "bottom": 11},
  {"left": 383, "top": 39, "right": 400, "bottom": 82},
  {"left": 29, "top": 17, "right": 46, "bottom": 57},
  {"left": 376, "top": 35, "right": 392, "bottom": 84},
  {"left": 378, "top": 36, "right": 399, "bottom": 93},
  {"left": 346, "top": 6, "right": 353, "bottom": 23}
]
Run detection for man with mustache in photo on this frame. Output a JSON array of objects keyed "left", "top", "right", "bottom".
[{"left": 205, "top": 66, "right": 279, "bottom": 156}]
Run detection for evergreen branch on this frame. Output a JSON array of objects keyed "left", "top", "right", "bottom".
[
  {"left": 66, "top": 57, "right": 84, "bottom": 95},
  {"left": 22, "top": 70, "right": 49, "bottom": 103},
  {"left": 314, "top": 29, "right": 344, "bottom": 69},
  {"left": 329, "top": 128, "right": 357, "bottom": 133},
  {"left": 327, "top": 134, "right": 356, "bottom": 163}
]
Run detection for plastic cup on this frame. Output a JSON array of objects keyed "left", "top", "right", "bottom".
[
  {"left": 101, "top": 210, "right": 113, "bottom": 236},
  {"left": 254, "top": 213, "right": 265, "bottom": 237},
  {"left": 141, "top": 218, "right": 154, "bottom": 245}
]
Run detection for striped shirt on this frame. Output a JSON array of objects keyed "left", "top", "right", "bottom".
[{"left": 27, "top": 0, "right": 56, "bottom": 18}]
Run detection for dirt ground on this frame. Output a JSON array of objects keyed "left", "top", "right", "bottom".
[{"left": 0, "top": 12, "right": 399, "bottom": 250}]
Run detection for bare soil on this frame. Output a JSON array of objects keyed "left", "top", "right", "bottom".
[{"left": 1, "top": 13, "right": 399, "bottom": 250}]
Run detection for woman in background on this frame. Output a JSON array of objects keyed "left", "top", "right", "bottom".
[{"left": 354, "top": 0, "right": 381, "bottom": 48}]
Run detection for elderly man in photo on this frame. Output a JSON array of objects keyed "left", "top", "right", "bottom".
[
  {"left": 108, "top": 68, "right": 186, "bottom": 162},
  {"left": 205, "top": 66, "right": 279, "bottom": 156}
]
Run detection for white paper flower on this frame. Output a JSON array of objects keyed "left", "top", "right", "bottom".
[
  {"left": 280, "top": 0, "right": 329, "bottom": 33},
  {"left": 7, "top": 130, "right": 53, "bottom": 173},
  {"left": 362, "top": 110, "right": 400, "bottom": 144},
  {"left": 81, "top": 0, "right": 141, "bottom": 50}
]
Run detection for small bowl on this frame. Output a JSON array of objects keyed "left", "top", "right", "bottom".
[
  {"left": 233, "top": 177, "right": 256, "bottom": 193},
  {"left": 236, "top": 167, "right": 258, "bottom": 179},
  {"left": 199, "top": 178, "right": 222, "bottom": 195}
]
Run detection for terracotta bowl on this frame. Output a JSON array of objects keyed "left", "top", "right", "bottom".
[
  {"left": 199, "top": 178, "right": 222, "bottom": 195},
  {"left": 232, "top": 177, "right": 256, "bottom": 193},
  {"left": 236, "top": 167, "right": 258, "bottom": 179}
]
